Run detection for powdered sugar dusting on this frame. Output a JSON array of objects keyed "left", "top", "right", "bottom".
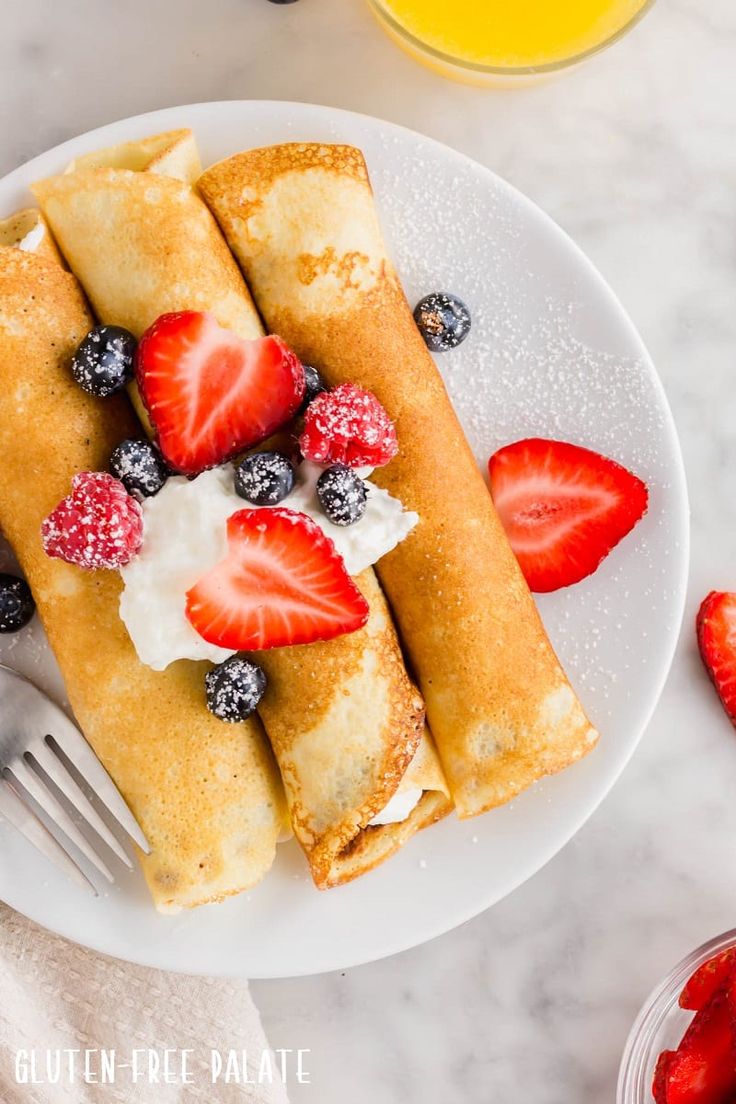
[
  {"left": 368, "top": 134, "right": 684, "bottom": 731},
  {"left": 234, "top": 450, "right": 294, "bottom": 506},
  {"left": 0, "top": 110, "right": 691, "bottom": 968},
  {"left": 0, "top": 120, "right": 685, "bottom": 809}
]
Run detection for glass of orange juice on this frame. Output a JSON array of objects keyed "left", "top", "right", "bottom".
[{"left": 366, "top": 0, "right": 656, "bottom": 86}]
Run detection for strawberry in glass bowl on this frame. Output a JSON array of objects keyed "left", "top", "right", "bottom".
[{"left": 618, "top": 931, "right": 736, "bottom": 1104}]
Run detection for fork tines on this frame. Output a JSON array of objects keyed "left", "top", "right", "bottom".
[{"left": 0, "top": 664, "right": 150, "bottom": 893}]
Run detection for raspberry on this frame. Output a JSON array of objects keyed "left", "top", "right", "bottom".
[
  {"left": 299, "top": 384, "right": 398, "bottom": 468},
  {"left": 42, "top": 472, "right": 144, "bottom": 570}
]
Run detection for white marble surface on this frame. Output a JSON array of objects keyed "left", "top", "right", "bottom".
[{"left": 2, "top": 0, "right": 736, "bottom": 1100}]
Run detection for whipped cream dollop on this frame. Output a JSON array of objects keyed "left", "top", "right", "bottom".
[
  {"left": 119, "top": 463, "right": 418, "bottom": 671},
  {"left": 368, "top": 786, "right": 422, "bottom": 826}
]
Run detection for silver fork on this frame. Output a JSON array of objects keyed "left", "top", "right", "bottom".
[{"left": 0, "top": 664, "right": 149, "bottom": 894}]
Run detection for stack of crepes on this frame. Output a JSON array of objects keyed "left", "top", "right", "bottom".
[
  {"left": 22, "top": 129, "right": 451, "bottom": 902},
  {"left": 0, "top": 128, "right": 598, "bottom": 912}
]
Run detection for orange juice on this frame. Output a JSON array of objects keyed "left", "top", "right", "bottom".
[{"left": 373, "top": 0, "right": 652, "bottom": 73}]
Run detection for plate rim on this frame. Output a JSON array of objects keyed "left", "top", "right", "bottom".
[{"left": 0, "top": 99, "right": 690, "bottom": 977}]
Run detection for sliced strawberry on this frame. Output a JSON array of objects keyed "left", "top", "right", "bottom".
[
  {"left": 665, "top": 986, "right": 736, "bottom": 1103},
  {"left": 697, "top": 592, "right": 736, "bottom": 728},
  {"left": 681, "top": 951, "right": 736, "bottom": 1012},
  {"left": 185, "top": 507, "right": 369, "bottom": 650},
  {"left": 136, "top": 311, "right": 305, "bottom": 475},
  {"left": 488, "top": 437, "right": 648, "bottom": 592},
  {"left": 653, "top": 1050, "right": 675, "bottom": 1104}
]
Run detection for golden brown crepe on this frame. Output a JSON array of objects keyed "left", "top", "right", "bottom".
[
  {"left": 198, "top": 142, "right": 599, "bottom": 818},
  {"left": 256, "top": 569, "right": 449, "bottom": 888},
  {"left": 33, "top": 130, "right": 452, "bottom": 888},
  {"left": 33, "top": 131, "right": 260, "bottom": 341},
  {"left": 0, "top": 225, "right": 285, "bottom": 912},
  {"left": 66, "top": 127, "right": 202, "bottom": 181}
]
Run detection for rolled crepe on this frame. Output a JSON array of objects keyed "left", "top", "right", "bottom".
[
  {"left": 34, "top": 131, "right": 452, "bottom": 887},
  {"left": 198, "top": 143, "right": 599, "bottom": 818},
  {"left": 66, "top": 127, "right": 201, "bottom": 181},
  {"left": 33, "top": 131, "right": 260, "bottom": 340},
  {"left": 257, "top": 569, "right": 449, "bottom": 888},
  {"left": 0, "top": 220, "right": 285, "bottom": 912}
]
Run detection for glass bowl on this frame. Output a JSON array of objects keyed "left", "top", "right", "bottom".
[
  {"left": 617, "top": 929, "right": 736, "bottom": 1104},
  {"left": 366, "top": 0, "right": 657, "bottom": 87}
]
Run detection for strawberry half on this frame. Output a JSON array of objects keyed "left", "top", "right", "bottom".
[
  {"left": 185, "top": 508, "right": 369, "bottom": 650},
  {"left": 488, "top": 437, "right": 649, "bottom": 592},
  {"left": 665, "top": 985, "right": 736, "bottom": 1103},
  {"left": 681, "top": 950, "right": 736, "bottom": 1012},
  {"left": 697, "top": 592, "right": 736, "bottom": 728},
  {"left": 136, "top": 311, "right": 305, "bottom": 475}
]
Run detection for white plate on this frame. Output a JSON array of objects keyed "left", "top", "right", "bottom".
[{"left": 0, "top": 102, "right": 688, "bottom": 978}]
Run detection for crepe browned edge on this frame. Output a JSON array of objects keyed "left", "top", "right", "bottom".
[
  {"left": 0, "top": 242, "right": 286, "bottom": 911},
  {"left": 32, "top": 130, "right": 452, "bottom": 888},
  {"left": 256, "top": 569, "right": 451, "bottom": 888},
  {"left": 198, "top": 142, "right": 600, "bottom": 818}
]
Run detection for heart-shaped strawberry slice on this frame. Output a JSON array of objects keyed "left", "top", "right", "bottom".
[
  {"left": 186, "top": 508, "right": 369, "bottom": 651},
  {"left": 136, "top": 311, "right": 305, "bottom": 475},
  {"left": 488, "top": 437, "right": 648, "bottom": 593}
]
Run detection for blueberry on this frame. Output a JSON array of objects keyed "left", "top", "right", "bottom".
[
  {"left": 0, "top": 573, "right": 35, "bottom": 633},
  {"left": 71, "top": 325, "right": 137, "bottom": 397},
  {"left": 413, "top": 293, "right": 471, "bottom": 352},
  {"left": 298, "top": 364, "right": 328, "bottom": 414},
  {"left": 317, "top": 465, "right": 368, "bottom": 527},
  {"left": 205, "top": 657, "right": 267, "bottom": 722},
  {"left": 234, "top": 451, "right": 295, "bottom": 506},
  {"left": 110, "top": 438, "right": 169, "bottom": 499}
]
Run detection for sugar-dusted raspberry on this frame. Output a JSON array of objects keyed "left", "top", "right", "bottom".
[
  {"left": 299, "top": 383, "right": 398, "bottom": 468},
  {"left": 42, "top": 472, "right": 143, "bottom": 570}
]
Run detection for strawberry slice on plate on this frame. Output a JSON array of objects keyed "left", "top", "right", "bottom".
[
  {"left": 136, "top": 311, "right": 305, "bottom": 475},
  {"left": 488, "top": 437, "right": 649, "bottom": 593},
  {"left": 697, "top": 592, "right": 736, "bottom": 728},
  {"left": 186, "top": 508, "right": 369, "bottom": 650},
  {"left": 664, "top": 984, "right": 736, "bottom": 1103},
  {"left": 681, "top": 950, "right": 736, "bottom": 1012}
]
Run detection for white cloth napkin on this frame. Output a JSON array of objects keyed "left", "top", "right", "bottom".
[{"left": 0, "top": 904, "right": 289, "bottom": 1104}]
